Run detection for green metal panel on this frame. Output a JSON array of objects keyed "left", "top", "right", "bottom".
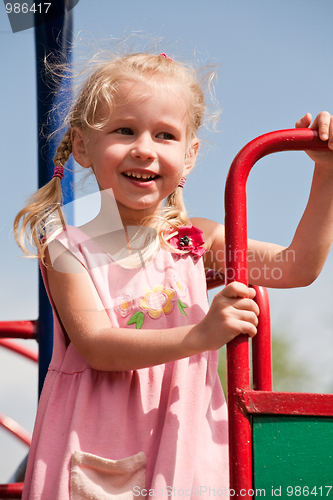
[{"left": 253, "top": 415, "right": 333, "bottom": 498}]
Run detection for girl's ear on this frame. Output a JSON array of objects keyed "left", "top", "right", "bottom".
[
  {"left": 71, "top": 127, "right": 92, "bottom": 169},
  {"left": 184, "top": 138, "right": 199, "bottom": 175}
]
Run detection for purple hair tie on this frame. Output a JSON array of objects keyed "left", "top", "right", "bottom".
[
  {"left": 178, "top": 177, "right": 186, "bottom": 188},
  {"left": 160, "top": 53, "right": 173, "bottom": 61},
  {"left": 52, "top": 165, "right": 64, "bottom": 180}
]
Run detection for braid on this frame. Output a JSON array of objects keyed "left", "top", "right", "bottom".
[
  {"left": 54, "top": 128, "right": 72, "bottom": 167},
  {"left": 14, "top": 128, "right": 73, "bottom": 260}
]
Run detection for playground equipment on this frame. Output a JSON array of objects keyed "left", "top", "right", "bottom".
[
  {"left": 1, "top": 128, "right": 332, "bottom": 499},
  {"left": 0, "top": 323, "right": 36, "bottom": 498},
  {"left": 224, "top": 128, "right": 333, "bottom": 497}
]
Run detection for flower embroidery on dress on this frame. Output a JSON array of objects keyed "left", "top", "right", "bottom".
[
  {"left": 173, "top": 277, "right": 188, "bottom": 316},
  {"left": 174, "top": 278, "right": 187, "bottom": 298},
  {"left": 127, "top": 311, "right": 145, "bottom": 329},
  {"left": 115, "top": 293, "right": 135, "bottom": 317},
  {"left": 140, "top": 285, "right": 175, "bottom": 319},
  {"left": 126, "top": 285, "right": 176, "bottom": 329},
  {"left": 177, "top": 299, "right": 188, "bottom": 316},
  {"left": 168, "top": 226, "right": 206, "bottom": 257}
]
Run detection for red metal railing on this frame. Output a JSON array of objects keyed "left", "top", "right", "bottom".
[
  {"left": 0, "top": 321, "right": 38, "bottom": 498},
  {"left": 251, "top": 286, "right": 272, "bottom": 392},
  {"left": 0, "top": 321, "right": 37, "bottom": 340},
  {"left": 225, "top": 128, "right": 329, "bottom": 496},
  {"left": 0, "top": 483, "right": 24, "bottom": 498},
  {"left": 0, "top": 339, "right": 38, "bottom": 363},
  {"left": 0, "top": 413, "right": 32, "bottom": 447}
]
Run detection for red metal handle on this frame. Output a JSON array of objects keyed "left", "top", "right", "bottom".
[
  {"left": 225, "top": 128, "right": 329, "bottom": 494},
  {"left": 0, "top": 483, "right": 24, "bottom": 498}
]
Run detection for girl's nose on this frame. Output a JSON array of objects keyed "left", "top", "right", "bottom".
[{"left": 130, "top": 135, "right": 157, "bottom": 161}]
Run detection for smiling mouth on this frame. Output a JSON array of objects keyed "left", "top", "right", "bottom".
[{"left": 123, "top": 172, "right": 159, "bottom": 182}]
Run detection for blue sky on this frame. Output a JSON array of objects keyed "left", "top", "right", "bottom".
[{"left": 1, "top": 0, "right": 333, "bottom": 481}]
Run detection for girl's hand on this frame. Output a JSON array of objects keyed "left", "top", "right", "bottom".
[
  {"left": 193, "top": 281, "right": 259, "bottom": 352},
  {"left": 296, "top": 112, "right": 333, "bottom": 166}
]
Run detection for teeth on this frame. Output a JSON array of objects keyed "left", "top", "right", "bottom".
[{"left": 124, "top": 172, "right": 157, "bottom": 180}]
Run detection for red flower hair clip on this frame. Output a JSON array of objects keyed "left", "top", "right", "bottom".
[{"left": 168, "top": 226, "right": 206, "bottom": 257}]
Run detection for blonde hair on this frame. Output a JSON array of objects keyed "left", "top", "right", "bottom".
[{"left": 14, "top": 52, "right": 217, "bottom": 260}]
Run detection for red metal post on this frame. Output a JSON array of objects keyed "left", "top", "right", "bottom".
[
  {"left": 251, "top": 286, "right": 272, "bottom": 391},
  {"left": 225, "top": 128, "right": 328, "bottom": 495}
]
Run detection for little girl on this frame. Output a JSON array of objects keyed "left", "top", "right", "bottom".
[{"left": 15, "top": 52, "right": 333, "bottom": 499}]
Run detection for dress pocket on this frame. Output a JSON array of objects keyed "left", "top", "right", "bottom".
[{"left": 70, "top": 450, "right": 147, "bottom": 499}]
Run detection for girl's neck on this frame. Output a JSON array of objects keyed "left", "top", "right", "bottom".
[
  {"left": 81, "top": 189, "right": 161, "bottom": 238},
  {"left": 73, "top": 189, "right": 165, "bottom": 269},
  {"left": 97, "top": 189, "right": 162, "bottom": 229}
]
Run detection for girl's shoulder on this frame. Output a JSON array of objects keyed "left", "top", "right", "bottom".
[
  {"left": 190, "top": 217, "right": 225, "bottom": 252},
  {"left": 44, "top": 225, "right": 87, "bottom": 274}
]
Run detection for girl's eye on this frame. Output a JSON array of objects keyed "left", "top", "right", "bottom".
[
  {"left": 115, "top": 128, "right": 133, "bottom": 135},
  {"left": 157, "top": 132, "right": 175, "bottom": 140}
]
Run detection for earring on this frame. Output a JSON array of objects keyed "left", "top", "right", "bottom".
[{"left": 178, "top": 177, "right": 186, "bottom": 188}]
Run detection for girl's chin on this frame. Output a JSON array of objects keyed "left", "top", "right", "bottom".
[{"left": 115, "top": 198, "right": 163, "bottom": 218}]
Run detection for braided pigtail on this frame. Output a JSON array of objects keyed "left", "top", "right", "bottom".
[
  {"left": 54, "top": 129, "right": 72, "bottom": 169},
  {"left": 14, "top": 129, "right": 72, "bottom": 261}
]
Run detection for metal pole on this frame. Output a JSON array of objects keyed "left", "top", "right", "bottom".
[{"left": 35, "top": 4, "right": 74, "bottom": 395}]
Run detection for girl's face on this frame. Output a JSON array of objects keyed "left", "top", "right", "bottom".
[{"left": 72, "top": 81, "right": 198, "bottom": 225}]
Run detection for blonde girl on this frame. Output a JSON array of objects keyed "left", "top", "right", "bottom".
[{"left": 15, "top": 52, "right": 333, "bottom": 499}]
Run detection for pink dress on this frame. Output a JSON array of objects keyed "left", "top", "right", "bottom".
[{"left": 23, "top": 226, "right": 229, "bottom": 499}]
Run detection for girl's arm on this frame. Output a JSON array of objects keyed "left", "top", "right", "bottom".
[
  {"left": 196, "top": 112, "right": 333, "bottom": 289},
  {"left": 45, "top": 247, "right": 258, "bottom": 371}
]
